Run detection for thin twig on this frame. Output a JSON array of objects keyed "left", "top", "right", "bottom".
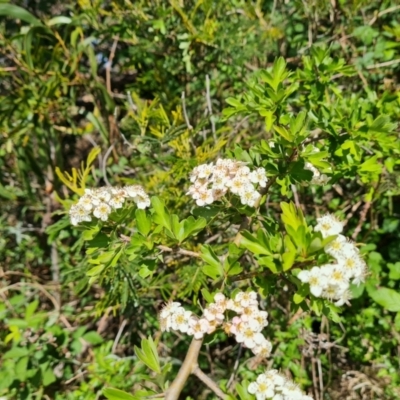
[
  {"left": 352, "top": 201, "right": 372, "bottom": 240},
  {"left": 106, "top": 36, "right": 119, "bottom": 94},
  {"left": 181, "top": 91, "right": 193, "bottom": 130},
  {"left": 157, "top": 245, "right": 200, "bottom": 258},
  {"left": 192, "top": 366, "right": 227, "bottom": 399},
  {"left": 112, "top": 319, "right": 128, "bottom": 353},
  {"left": 366, "top": 58, "right": 400, "bottom": 70},
  {"left": 102, "top": 144, "right": 115, "bottom": 186},
  {"left": 127, "top": 91, "right": 138, "bottom": 111},
  {"left": 368, "top": 5, "right": 400, "bottom": 25},
  {"left": 226, "top": 344, "right": 243, "bottom": 389},
  {"left": 205, "top": 74, "right": 216, "bottom": 140}
]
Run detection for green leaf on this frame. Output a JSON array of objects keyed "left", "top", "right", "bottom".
[
  {"left": 3, "top": 347, "right": 29, "bottom": 359},
  {"left": 239, "top": 231, "right": 271, "bottom": 255},
  {"left": 151, "top": 196, "right": 171, "bottom": 231},
  {"left": 236, "top": 381, "right": 254, "bottom": 400},
  {"left": 134, "top": 336, "right": 161, "bottom": 374},
  {"left": 47, "top": 16, "right": 72, "bottom": 26},
  {"left": 103, "top": 388, "right": 138, "bottom": 400},
  {"left": 86, "top": 112, "right": 109, "bottom": 143},
  {"left": 201, "top": 245, "right": 223, "bottom": 279},
  {"left": 282, "top": 236, "right": 296, "bottom": 271},
  {"left": 369, "top": 287, "right": 400, "bottom": 312},
  {"left": 388, "top": 262, "right": 400, "bottom": 280},
  {"left": 25, "top": 300, "right": 39, "bottom": 320},
  {"left": 42, "top": 368, "right": 56, "bottom": 386},
  {"left": 135, "top": 209, "right": 152, "bottom": 236},
  {"left": 82, "top": 331, "right": 104, "bottom": 345},
  {"left": 182, "top": 216, "right": 206, "bottom": 241},
  {"left": 0, "top": 4, "right": 43, "bottom": 26},
  {"left": 273, "top": 125, "right": 293, "bottom": 142}
]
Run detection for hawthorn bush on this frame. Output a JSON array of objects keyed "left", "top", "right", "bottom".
[{"left": 1, "top": 1, "right": 400, "bottom": 400}]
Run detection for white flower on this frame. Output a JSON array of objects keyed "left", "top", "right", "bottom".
[
  {"left": 281, "top": 381, "right": 303, "bottom": 399},
  {"left": 240, "top": 188, "right": 261, "bottom": 207},
  {"left": 334, "top": 289, "right": 352, "bottom": 306},
  {"left": 203, "top": 304, "right": 225, "bottom": 322},
  {"left": 235, "top": 322, "right": 265, "bottom": 348},
  {"left": 69, "top": 204, "right": 92, "bottom": 225},
  {"left": 78, "top": 194, "right": 95, "bottom": 211},
  {"left": 305, "top": 162, "right": 329, "bottom": 185},
  {"left": 160, "top": 301, "right": 182, "bottom": 319},
  {"left": 109, "top": 193, "right": 126, "bottom": 209},
  {"left": 324, "top": 234, "right": 348, "bottom": 258},
  {"left": 252, "top": 337, "right": 272, "bottom": 358},
  {"left": 235, "top": 291, "right": 259, "bottom": 308},
  {"left": 134, "top": 192, "right": 151, "bottom": 209},
  {"left": 264, "top": 370, "right": 286, "bottom": 387},
  {"left": 327, "top": 265, "right": 349, "bottom": 290},
  {"left": 171, "top": 308, "right": 192, "bottom": 333},
  {"left": 249, "top": 167, "right": 268, "bottom": 187},
  {"left": 298, "top": 267, "right": 329, "bottom": 297},
  {"left": 125, "top": 185, "right": 142, "bottom": 198},
  {"left": 94, "top": 187, "right": 112, "bottom": 204},
  {"left": 314, "top": 214, "right": 343, "bottom": 238},
  {"left": 198, "top": 163, "right": 214, "bottom": 178},
  {"left": 229, "top": 176, "right": 251, "bottom": 195},
  {"left": 248, "top": 378, "right": 275, "bottom": 399},
  {"left": 187, "top": 318, "right": 210, "bottom": 339},
  {"left": 336, "top": 253, "right": 365, "bottom": 280},
  {"left": 196, "top": 189, "right": 214, "bottom": 206},
  {"left": 93, "top": 202, "right": 111, "bottom": 221},
  {"left": 248, "top": 309, "right": 269, "bottom": 331}
]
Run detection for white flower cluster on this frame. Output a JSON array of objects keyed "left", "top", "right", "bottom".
[
  {"left": 304, "top": 162, "right": 329, "bottom": 185},
  {"left": 187, "top": 159, "right": 267, "bottom": 207},
  {"left": 297, "top": 214, "right": 367, "bottom": 306},
  {"left": 69, "top": 185, "right": 150, "bottom": 226},
  {"left": 160, "top": 291, "right": 272, "bottom": 358},
  {"left": 248, "top": 369, "right": 313, "bottom": 400}
]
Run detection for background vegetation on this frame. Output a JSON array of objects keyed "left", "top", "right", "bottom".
[{"left": 1, "top": 0, "right": 400, "bottom": 399}]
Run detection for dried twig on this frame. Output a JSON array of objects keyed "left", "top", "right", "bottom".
[
  {"left": 106, "top": 36, "right": 119, "bottom": 94},
  {"left": 157, "top": 245, "right": 200, "bottom": 258},
  {"left": 181, "top": 91, "right": 193, "bottom": 130},
  {"left": 205, "top": 74, "right": 216, "bottom": 140},
  {"left": 351, "top": 201, "right": 372, "bottom": 240},
  {"left": 102, "top": 144, "right": 115, "bottom": 186},
  {"left": 112, "top": 319, "right": 128, "bottom": 353}
]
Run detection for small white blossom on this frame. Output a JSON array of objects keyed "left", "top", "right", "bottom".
[
  {"left": 187, "top": 318, "right": 210, "bottom": 339},
  {"left": 69, "top": 204, "right": 92, "bottom": 225},
  {"left": 69, "top": 184, "right": 150, "bottom": 225},
  {"left": 93, "top": 202, "right": 111, "bottom": 221},
  {"left": 314, "top": 214, "right": 343, "bottom": 238}
]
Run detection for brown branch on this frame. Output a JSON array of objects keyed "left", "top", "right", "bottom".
[
  {"left": 157, "top": 245, "right": 200, "bottom": 258},
  {"left": 165, "top": 338, "right": 203, "bottom": 400},
  {"left": 351, "top": 201, "right": 372, "bottom": 240},
  {"left": 192, "top": 366, "right": 228, "bottom": 399}
]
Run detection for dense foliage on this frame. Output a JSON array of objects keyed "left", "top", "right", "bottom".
[{"left": 1, "top": 1, "right": 400, "bottom": 399}]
